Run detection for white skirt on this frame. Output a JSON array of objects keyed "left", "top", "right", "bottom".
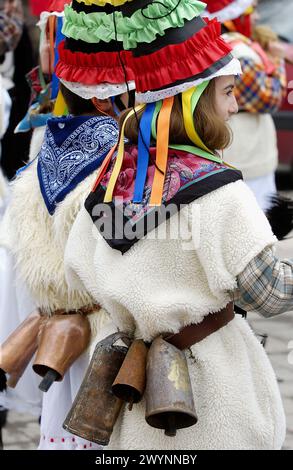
[
  {"left": 0, "top": 247, "right": 42, "bottom": 417},
  {"left": 38, "top": 352, "right": 102, "bottom": 450}
]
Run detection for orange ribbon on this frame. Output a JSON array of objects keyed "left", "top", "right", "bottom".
[{"left": 149, "top": 96, "right": 174, "bottom": 206}]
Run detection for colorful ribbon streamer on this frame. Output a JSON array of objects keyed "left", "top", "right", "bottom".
[
  {"left": 182, "top": 81, "right": 213, "bottom": 154},
  {"left": 149, "top": 96, "right": 174, "bottom": 206},
  {"left": 133, "top": 102, "right": 156, "bottom": 203},
  {"left": 104, "top": 104, "right": 145, "bottom": 202}
]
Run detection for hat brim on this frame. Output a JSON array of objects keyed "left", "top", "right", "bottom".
[{"left": 204, "top": 0, "right": 254, "bottom": 22}]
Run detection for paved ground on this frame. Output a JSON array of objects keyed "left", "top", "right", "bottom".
[
  {"left": 1, "top": 240, "right": 293, "bottom": 451},
  {"left": 2, "top": 410, "right": 39, "bottom": 450}
]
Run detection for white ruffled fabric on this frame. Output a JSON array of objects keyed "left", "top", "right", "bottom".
[
  {"left": 59, "top": 79, "right": 136, "bottom": 100},
  {"left": 136, "top": 57, "right": 242, "bottom": 103},
  {"left": 204, "top": 0, "right": 254, "bottom": 23},
  {"left": 60, "top": 57, "right": 240, "bottom": 102},
  {"left": 37, "top": 11, "right": 65, "bottom": 32}
]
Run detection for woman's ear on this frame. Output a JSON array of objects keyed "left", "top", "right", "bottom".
[{"left": 91, "top": 97, "right": 115, "bottom": 117}]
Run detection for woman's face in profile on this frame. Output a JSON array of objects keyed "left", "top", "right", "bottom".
[{"left": 214, "top": 75, "right": 238, "bottom": 121}]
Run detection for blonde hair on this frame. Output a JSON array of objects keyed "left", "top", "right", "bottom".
[{"left": 120, "top": 80, "right": 232, "bottom": 151}]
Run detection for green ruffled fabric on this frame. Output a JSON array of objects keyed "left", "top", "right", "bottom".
[{"left": 62, "top": 0, "right": 206, "bottom": 49}]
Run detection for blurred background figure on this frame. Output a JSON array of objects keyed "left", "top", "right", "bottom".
[
  {"left": 0, "top": 0, "right": 34, "bottom": 180},
  {"left": 0, "top": 0, "right": 23, "bottom": 57},
  {"left": 217, "top": 0, "right": 288, "bottom": 211},
  {"left": 258, "top": 0, "right": 293, "bottom": 43},
  {"left": 0, "top": 1, "right": 53, "bottom": 450},
  {"left": 258, "top": 0, "right": 293, "bottom": 189},
  {"left": 0, "top": 72, "right": 11, "bottom": 214}
]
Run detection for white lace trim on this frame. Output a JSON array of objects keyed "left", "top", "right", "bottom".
[
  {"left": 136, "top": 57, "right": 242, "bottom": 103},
  {"left": 59, "top": 79, "right": 136, "bottom": 99},
  {"left": 204, "top": 0, "right": 254, "bottom": 22},
  {"left": 60, "top": 57, "right": 241, "bottom": 102},
  {"left": 39, "top": 434, "right": 102, "bottom": 450},
  {"left": 37, "top": 11, "right": 64, "bottom": 31}
]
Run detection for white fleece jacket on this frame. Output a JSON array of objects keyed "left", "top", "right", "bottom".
[
  {"left": 1, "top": 127, "right": 286, "bottom": 449},
  {"left": 0, "top": 126, "right": 110, "bottom": 340},
  {"left": 64, "top": 180, "right": 286, "bottom": 450}
]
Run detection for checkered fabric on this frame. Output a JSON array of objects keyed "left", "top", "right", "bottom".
[
  {"left": 0, "top": 0, "right": 23, "bottom": 56},
  {"left": 235, "top": 246, "right": 293, "bottom": 317},
  {"left": 234, "top": 57, "right": 287, "bottom": 113}
]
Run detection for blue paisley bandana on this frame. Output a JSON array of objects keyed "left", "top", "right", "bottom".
[{"left": 37, "top": 115, "right": 119, "bottom": 215}]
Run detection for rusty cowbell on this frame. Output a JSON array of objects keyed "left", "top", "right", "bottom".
[
  {"left": 145, "top": 336, "right": 197, "bottom": 436},
  {"left": 112, "top": 339, "right": 148, "bottom": 410},
  {"left": 63, "top": 332, "right": 130, "bottom": 446}
]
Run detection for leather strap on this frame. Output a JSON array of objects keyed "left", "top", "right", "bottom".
[
  {"left": 48, "top": 304, "right": 100, "bottom": 316},
  {"left": 165, "top": 302, "right": 234, "bottom": 350}
]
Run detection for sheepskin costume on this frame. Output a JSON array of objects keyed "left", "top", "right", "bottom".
[
  {"left": 0, "top": 124, "right": 116, "bottom": 449},
  {"left": 0, "top": 0, "right": 123, "bottom": 451},
  {"left": 61, "top": 0, "right": 286, "bottom": 450},
  {"left": 65, "top": 177, "right": 286, "bottom": 449}
]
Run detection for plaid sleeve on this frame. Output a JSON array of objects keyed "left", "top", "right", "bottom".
[
  {"left": 234, "top": 246, "right": 293, "bottom": 317},
  {"left": 235, "top": 57, "right": 287, "bottom": 114}
]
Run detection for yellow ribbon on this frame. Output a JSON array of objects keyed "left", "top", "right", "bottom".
[
  {"left": 149, "top": 96, "right": 174, "bottom": 206},
  {"left": 53, "top": 90, "right": 67, "bottom": 116},
  {"left": 244, "top": 5, "right": 254, "bottom": 15},
  {"left": 104, "top": 104, "right": 145, "bottom": 202},
  {"left": 182, "top": 83, "right": 213, "bottom": 154}
]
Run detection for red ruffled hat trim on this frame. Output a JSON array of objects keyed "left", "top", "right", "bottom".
[
  {"left": 129, "top": 19, "right": 232, "bottom": 93},
  {"left": 55, "top": 41, "right": 135, "bottom": 85},
  {"left": 48, "top": 0, "right": 71, "bottom": 12},
  {"left": 206, "top": 0, "right": 234, "bottom": 13}
]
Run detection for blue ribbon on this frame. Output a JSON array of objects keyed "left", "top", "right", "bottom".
[
  {"left": 110, "top": 96, "right": 120, "bottom": 117},
  {"left": 133, "top": 102, "right": 156, "bottom": 203},
  {"left": 51, "top": 16, "right": 64, "bottom": 100}
]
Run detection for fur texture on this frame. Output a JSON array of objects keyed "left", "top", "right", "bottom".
[
  {"left": 66, "top": 181, "right": 277, "bottom": 341},
  {"left": 65, "top": 180, "right": 286, "bottom": 449},
  {"left": 0, "top": 127, "right": 99, "bottom": 312},
  {"left": 0, "top": 127, "right": 109, "bottom": 350},
  {"left": 0, "top": 170, "right": 7, "bottom": 211}
]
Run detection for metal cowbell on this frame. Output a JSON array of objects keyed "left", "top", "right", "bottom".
[
  {"left": 112, "top": 339, "right": 148, "bottom": 410},
  {"left": 63, "top": 332, "right": 130, "bottom": 446},
  {"left": 33, "top": 313, "right": 91, "bottom": 391},
  {"left": 0, "top": 309, "right": 44, "bottom": 388},
  {"left": 145, "top": 336, "right": 197, "bottom": 436}
]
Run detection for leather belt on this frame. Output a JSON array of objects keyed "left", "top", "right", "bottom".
[
  {"left": 47, "top": 304, "right": 100, "bottom": 316},
  {"left": 165, "top": 302, "right": 234, "bottom": 350}
]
